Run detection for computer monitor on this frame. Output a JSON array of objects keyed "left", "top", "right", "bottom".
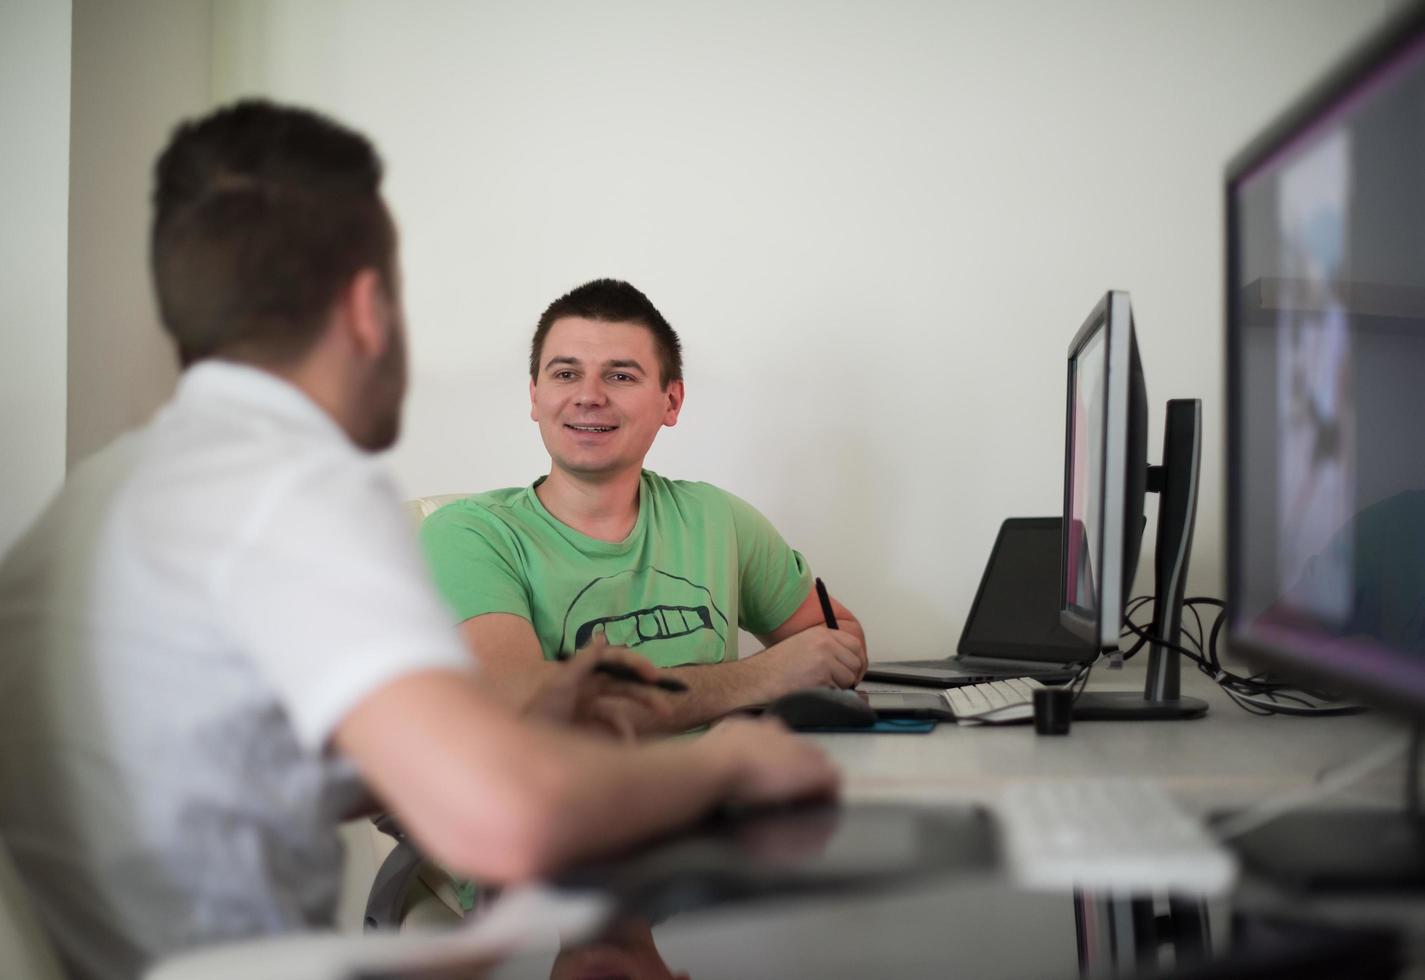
[
  {"left": 1226, "top": 4, "right": 1425, "bottom": 721},
  {"left": 1061, "top": 291, "right": 1207, "bottom": 720},
  {"left": 1061, "top": 292, "right": 1148, "bottom": 651},
  {"left": 1224, "top": 2, "right": 1425, "bottom": 887}
]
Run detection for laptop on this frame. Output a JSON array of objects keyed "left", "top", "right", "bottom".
[{"left": 864, "top": 517, "right": 1095, "bottom": 687}]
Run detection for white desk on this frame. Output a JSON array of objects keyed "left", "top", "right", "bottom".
[
  {"left": 837, "top": 656, "right": 1405, "bottom": 815},
  {"left": 151, "top": 659, "right": 1422, "bottom": 980}
]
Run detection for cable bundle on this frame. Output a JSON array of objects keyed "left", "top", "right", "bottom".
[{"left": 1114, "top": 595, "right": 1364, "bottom": 716}]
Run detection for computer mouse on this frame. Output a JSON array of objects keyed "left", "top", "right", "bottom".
[{"left": 763, "top": 687, "right": 877, "bottom": 730}]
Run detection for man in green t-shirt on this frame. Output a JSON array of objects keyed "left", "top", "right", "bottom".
[{"left": 422, "top": 279, "right": 867, "bottom": 732}]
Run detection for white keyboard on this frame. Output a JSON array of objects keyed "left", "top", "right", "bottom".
[
  {"left": 996, "top": 779, "right": 1239, "bottom": 895},
  {"left": 943, "top": 676, "right": 1045, "bottom": 722}
]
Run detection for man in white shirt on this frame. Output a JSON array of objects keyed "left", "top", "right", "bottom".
[{"left": 0, "top": 100, "right": 836, "bottom": 980}]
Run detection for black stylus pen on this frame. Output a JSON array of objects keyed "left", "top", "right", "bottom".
[
  {"left": 555, "top": 650, "right": 689, "bottom": 693},
  {"left": 815, "top": 576, "right": 838, "bottom": 630}
]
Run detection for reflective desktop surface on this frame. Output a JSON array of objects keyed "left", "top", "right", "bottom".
[
  {"left": 346, "top": 800, "right": 1410, "bottom": 980},
  {"left": 147, "top": 657, "right": 1425, "bottom": 980},
  {"left": 353, "top": 875, "right": 1406, "bottom": 980}
]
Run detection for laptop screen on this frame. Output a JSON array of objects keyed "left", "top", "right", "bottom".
[{"left": 958, "top": 518, "right": 1098, "bottom": 663}]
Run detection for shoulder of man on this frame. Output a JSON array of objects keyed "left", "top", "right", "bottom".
[
  {"left": 421, "top": 485, "right": 535, "bottom": 535},
  {"left": 641, "top": 470, "right": 776, "bottom": 527},
  {"left": 642, "top": 470, "right": 735, "bottom": 507},
  {"left": 417, "top": 484, "right": 554, "bottom": 583}
]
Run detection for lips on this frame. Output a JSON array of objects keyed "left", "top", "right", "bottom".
[{"left": 565, "top": 422, "right": 619, "bottom": 433}]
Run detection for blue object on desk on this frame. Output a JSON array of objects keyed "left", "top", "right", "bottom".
[{"left": 814, "top": 718, "right": 937, "bottom": 734}]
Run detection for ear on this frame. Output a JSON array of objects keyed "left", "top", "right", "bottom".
[
  {"left": 529, "top": 378, "right": 540, "bottom": 422},
  {"left": 342, "top": 269, "right": 391, "bottom": 361},
  {"left": 662, "top": 379, "right": 685, "bottom": 428}
]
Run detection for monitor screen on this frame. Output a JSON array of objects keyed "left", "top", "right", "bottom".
[
  {"left": 1227, "top": 11, "right": 1425, "bottom": 715},
  {"left": 1064, "top": 322, "right": 1108, "bottom": 624},
  {"left": 1060, "top": 292, "right": 1148, "bottom": 651}
]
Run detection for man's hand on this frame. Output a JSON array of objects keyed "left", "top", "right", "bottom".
[
  {"left": 523, "top": 632, "right": 676, "bottom": 739},
  {"left": 700, "top": 717, "right": 840, "bottom": 807},
  {"left": 753, "top": 625, "right": 867, "bottom": 693}
]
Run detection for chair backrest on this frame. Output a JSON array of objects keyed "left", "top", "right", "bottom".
[
  {"left": 402, "top": 493, "right": 468, "bottom": 531},
  {"left": 0, "top": 835, "right": 65, "bottom": 980}
]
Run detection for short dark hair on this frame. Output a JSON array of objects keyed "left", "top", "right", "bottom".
[
  {"left": 530, "top": 279, "right": 683, "bottom": 388},
  {"left": 150, "top": 99, "right": 395, "bottom": 366}
]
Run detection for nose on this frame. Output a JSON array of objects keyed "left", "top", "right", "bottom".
[{"left": 573, "top": 375, "right": 607, "bottom": 408}]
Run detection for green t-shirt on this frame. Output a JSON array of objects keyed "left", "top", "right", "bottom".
[{"left": 420, "top": 470, "right": 813, "bottom": 667}]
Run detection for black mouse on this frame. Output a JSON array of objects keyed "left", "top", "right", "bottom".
[{"left": 763, "top": 687, "right": 877, "bottom": 729}]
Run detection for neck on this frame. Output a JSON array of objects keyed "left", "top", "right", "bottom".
[
  {"left": 536, "top": 465, "right": 643, "bottom": 541},
  {"left": 247, "top": 353, "right": 367, "bottom": 449}
]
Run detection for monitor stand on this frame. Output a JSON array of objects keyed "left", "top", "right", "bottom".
[{"left": 1074, "top": 399, "right": 1209, "bottom": 721}]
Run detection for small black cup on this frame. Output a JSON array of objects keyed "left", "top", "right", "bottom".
[{"left": 1033, "top": 686, "right": 1073, "bottom": 735}]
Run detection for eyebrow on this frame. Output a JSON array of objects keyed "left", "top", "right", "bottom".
[
  {"left": 604, "top": 359, "right": 646, "bottom": 373},
  {"left": 543, "top": 356, "right": 647, "bottom": 374}
]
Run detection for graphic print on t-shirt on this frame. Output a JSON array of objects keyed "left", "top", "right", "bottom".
[{"left": 559, "top": 568, "right": 729, "bottom": 659}]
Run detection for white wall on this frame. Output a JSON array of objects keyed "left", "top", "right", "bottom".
[
  {"left": 67, "top": 0, "right": 208, "bottom": 467},
  {"left": 209, "top": 0, "right": 1399, "bottom": 660},
  {"left": 0, "top": 1, "right": 71, "bottom": 554}
]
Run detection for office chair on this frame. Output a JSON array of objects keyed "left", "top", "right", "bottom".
[
  {"left": 0, "top": 833, "right": 66, "bottom": 980},
  {"left": 359, "top": 493, "right": 478, "bottom": 932}
]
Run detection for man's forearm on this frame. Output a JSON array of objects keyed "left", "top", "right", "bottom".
[
  {"left": 471, "top": 641, "right": 767, "bottom": 734},
  {"left": 445, "top": 713, "right": 836, "bottom": 879},
  {"left": 644, "top": 656, "right": 784, "bottom": 731},
  {"left": 340, "top": 669, "right": 751, "bottom": 881},
  {"left": 472, "top": 654, "right": 561, "bottom": 712},
  {"left": 525, "top": 732, "right": 743, "bottom": 871}
]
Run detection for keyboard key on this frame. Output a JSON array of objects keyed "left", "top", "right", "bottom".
[{"left": 943, "top": 677, "right": 1045, "bottom": 722}]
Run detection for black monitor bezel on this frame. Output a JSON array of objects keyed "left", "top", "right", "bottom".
[
  {"left": 1060, "top": 291, "right": 1135, "bottom": 651},
  {"left": 1224, "top": 2, "right": 1425, "bottom": 718}
]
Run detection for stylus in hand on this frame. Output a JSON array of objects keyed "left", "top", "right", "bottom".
[
  {"left": 592, "top": 660, "right": 688, "bottom": 693},
  {"left": 815, "top": 577, "right": 839, "bottom": 630},
  {"left": 555, "top": 647, "right": 688, "bottom": 693}
]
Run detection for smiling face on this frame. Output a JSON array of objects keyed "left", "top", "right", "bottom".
[{"left": 531, "top": 316, "right": 685, "bottom": 482}]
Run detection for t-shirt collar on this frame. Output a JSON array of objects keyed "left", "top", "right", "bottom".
[{"left": 525, "top": 471, "right": 651, "bottom": 555}]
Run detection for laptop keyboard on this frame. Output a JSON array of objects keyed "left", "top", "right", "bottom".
[{"left": 942, "top": 677, "right": 1045, "bottom": 722}]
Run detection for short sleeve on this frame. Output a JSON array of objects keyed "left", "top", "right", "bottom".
[
  {"left": 420, "top": 502, "right": 533, "bottom": 624},
  {"left": 214, "top": 455, "right": 473, "bottom": 751},
  {"left": 723, "top": 489, "right": 814, "bottom": 635}
]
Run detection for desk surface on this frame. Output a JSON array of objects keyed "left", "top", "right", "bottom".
[
  {"left": 482, "top": 663, "right": 1422, "bottom": 980},
  {"left": 838, "top": 655, "right": 1405, "bottom": 813},
  {"left": 150, "top": 657, "right": 1423, "bottom": 980}
]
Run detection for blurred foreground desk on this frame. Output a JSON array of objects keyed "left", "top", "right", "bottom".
[{"left": 150, "top": 657, "right": 1423, "bottom": 980}]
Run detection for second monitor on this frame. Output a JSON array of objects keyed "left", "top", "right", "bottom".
[{"left": 1061, "top": 291, "right": 1208, "bottom": 720}]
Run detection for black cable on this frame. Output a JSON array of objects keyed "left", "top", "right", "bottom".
[
  {"left": 1115, "top": 593, "right": 1359, "bottom": 715},
  {"left": 1186, "top": 602, "right": 1205, "bottom": 660},
  {"left": 1247, "top": 688, "right": 1317, "bottom": 709},
  {"left": 1121, "top": 617, "right": 1363, "bottom": 716},
  {"left": 1069, "top": 658, "right": 1096, "bottom": 705},
  {"left": 1207, "top": 605, "right": 1226, "bottom": 671},
  {"left": 1196, "top": 600, "right": 1356, "bottom": 706},
  {"left": 1220, "top": 687, "right": 1275, "bottom": 716},
  {"left": 1119, "top": 595, "right": 1155, "bottom": 660},
  {"left": 1122, "top": 619, "right": 1215, "bottom": 669},
  {"left": 1183, "top": 596, "right": 1226, "bottom": 609}
]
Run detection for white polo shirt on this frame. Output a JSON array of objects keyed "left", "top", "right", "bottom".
[{"left": 0, "top": 361, "right": 472, "bottom": 980}]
